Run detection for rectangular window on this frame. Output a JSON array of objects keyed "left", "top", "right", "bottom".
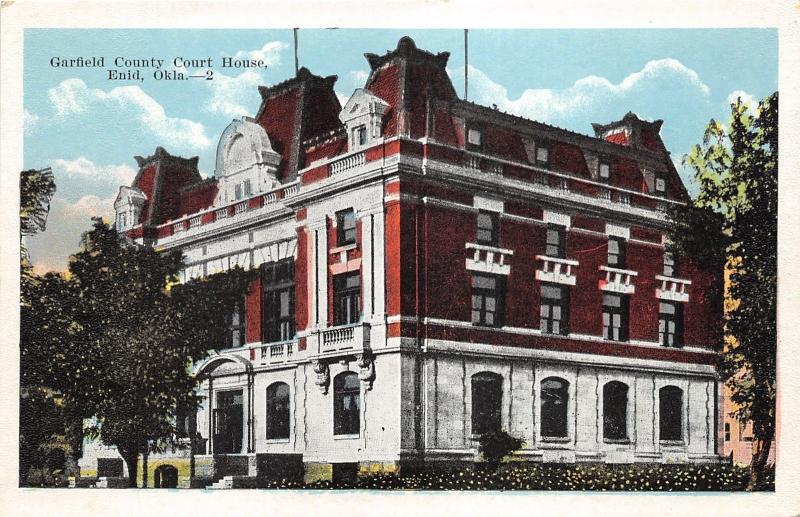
[
  {"left": 536, "top": 143, "right": 550, "bottom": 165},
  {"left": 243, "top": 179, "right": 252, "bottom": 197},
  {"left": 655, "top": 177, "right": 666, "bottom": 195},
  {"left": 603, "top": 293, "right": 628, "bottom": 342},
  {"left": 607, "top": 237, "right": 627, "bottom": 268},
  {"left": 663, "top": 252, "right": 676, "bottom": 277},
  {"left": 262, "top": 259, "right": 296, "bottom": 343},
  {"left": 223, "top": 297, "right": 246, "bottom": 349},
  {"left": 467, "top": 127, "right": 482, "bottom": 148},
  {"left": 546, "top": 224, "right": 566, "bottom": 258},
  {"left": 336, "top": 209, "right": 357, "bottom": 246},
  {"left": 333, "top": 272, "right": 361, "bottom": 326},
  {"left": 476, "top": 210, "right": 499, "bottom": 246},
  {"left": 234, "top": 183, "right": 243, "bottom": 201},
  {"left": 724, "top": 422, "right": 731, "bottom": 442},
  {"left": 658, "top": 302, "right": 683, "bottom": 347},
  {"left": 471, "top": 274, "right": 504, "bottom": 327},
  {"left": 599, "top": 161, "right": 611, "bottom": 182},
  {"left": 540, "top": 284, "right": 569, "bottom": 335},
  {"left": 353, "top": 125, "right": 367, "bottom": 147}
]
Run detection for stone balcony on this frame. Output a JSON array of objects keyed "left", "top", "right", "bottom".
[
  {"left": 535, "top": 255, "right": 579, "bottom": 286},
  {"left": 307, "top": 322, "right": 372, "bottom": 358},
  {"left": 655, "top": 275, "right": 691, "bottom": 303},
  {"left": 465, "top": 242, "right": 514, "bottom": 276},
  {"left": 330, "top": 151, "right": 366, "bottom": 176},
  {"left": 598, "top": 265, "right": 638, "bottom": 294},
  {"left": 259, "top": 339, "right": 296, "bottom": 365}
]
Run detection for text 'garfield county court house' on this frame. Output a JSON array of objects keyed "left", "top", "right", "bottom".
[{"left": 89, "top": 37, "right": 724, "bottom": 484}]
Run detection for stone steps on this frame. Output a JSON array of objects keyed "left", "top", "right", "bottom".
[{"left": 205, "top": 475, "right": 258, "bottom": 489}]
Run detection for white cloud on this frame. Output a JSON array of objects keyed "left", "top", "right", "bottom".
[
  {"left": 204, "top": 69, "right": 265, "bottom": 118},
  {"left": 348, "top": 70, "right": 369, "bottom": 86},
  {"left": 449, "top": 58, "right": 711, "bottom": 124},
  {"left": 27, "top": 193, "right": 116, "bottom": 273},
  {"left": 47, "top": 78, "right": 211, "bottom": 149},
  {"left": 727, "top": 90, "right": 758, "bottom": 112},
  {"left": 52, "top": 157, "right": 137, "bottom": 186},
  {"left": 232, "top": 41, "right": 288, "bottom": 67},
  {"left": 24, "top": 109, "right": 40, "bottom": 134},
  {"left": 335, "top": 91, "right": 349, "bottom": 108}
]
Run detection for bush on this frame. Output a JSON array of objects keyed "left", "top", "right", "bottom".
[
  {"left": 477, "top": 431, "right": 524, "bottom": 468},
  {"left": 255, "top": 463, "right": 761, "bottom": 491}
]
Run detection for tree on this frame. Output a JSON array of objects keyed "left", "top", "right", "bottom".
[
  {"left": 24, "top": 218, "right": 256, "bottom": 487},
  {"left": 669, "top": 92, "right": 777, "bottom": 490}
]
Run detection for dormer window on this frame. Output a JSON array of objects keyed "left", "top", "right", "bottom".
[
  {"left": 599, "top": 160, "right": 612, "bottom": 183},
  {"left": 339, "top": 88, "right": 389, "bottom": 151},
  {"left": 467, "top": 127, "right": 483, "bottom": 149},
  {"left": 536, "top": 142, "right": 550, "bottom": 166},
  {"left": 655, "top": 177, "right": 666, "bottom": 196},
  {"left": 353, "top": 125, "right": 367, "bottom": 147}
]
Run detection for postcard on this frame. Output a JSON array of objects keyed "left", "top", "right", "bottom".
[{"left": 2, "top": 2, "right": 799, "bottom": 516}]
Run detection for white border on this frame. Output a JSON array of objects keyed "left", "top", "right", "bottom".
[{"left": 2, "top": 2, "right": 799, "bottom": 516}]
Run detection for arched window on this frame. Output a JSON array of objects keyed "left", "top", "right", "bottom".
[
  {"left": 266, "top": 382, "right": 290, "bottom": 440},
  {"left": 603, "top": 381, "right": 629, "bottom": 441},
  {"left": 540, "top": 377, "right": 569, "bottom": 438},
  {"left": 334, "top": 372, "right": 360, "bottom": 436},
  {"left": 471, "top": 372, "right": 503, "bottom": 435},
  {"left": 659, "top": 386, "right": 683, "bottom": 442}
]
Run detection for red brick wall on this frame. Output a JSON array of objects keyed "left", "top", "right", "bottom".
[
  {"left": 613, "top": 156, "right": 646, "bottom": 192},
  {"left": 134, "top": 164, "right": 158, "bottom": 223},
  {"left": 628, "top": 242, "right": 662, "bottom": 342},
  {"left": 568, "top": 231, "right": 607, "bottom": 336},
  {"left": 681, "top": 257, "right": 722, "bottom": 348},
  {"left": 257, "top": 89, "right": 300, "bottom": 181},
  {"left": 366, "top": 64, "right": 400, "bottom": 137},
  {"left": 245, "top": 276, "right": 262, "bottom": 343},
  {"left": 504, "top": 219, "right": 544, "bottom": 329},
  {"left": 179, "top": 181, "right": 217, "bottom": 216},
  {"left": 552, "top": 141, "right": 590, "bottom": 177},
  {"left": 423, "top": 203, "right": 474, "bottom": 322},
  {"left": 384, "top": 192, "right": 402, "bottom": 317},
  {"left": 295, "top": 227, "right": 309, "bottom": 335}
]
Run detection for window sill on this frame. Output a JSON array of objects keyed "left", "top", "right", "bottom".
[
  {"left": 540, "top": 436, "right": 570, "bottom": 443},
  {"left": 659, "top": 440, "right": 685, "bottom": 447},
  {"left": 330, "top": 243, "right": 357, "bottom": 254},
  {"left": 333, "top": 434, "right": 361, "bottom": 441},
  {"left": 603, "top": 438, "right": 631, "bottom": 445},
  {"left": 264, "top": 438, "right": 290, "bottom": 444}
]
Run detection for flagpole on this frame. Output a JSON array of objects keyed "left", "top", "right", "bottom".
[
  {"left": 293, "top": 28, "right": 299, "bottom": 74},
  {"left": 464, "top": 29, "right": 469, "bottom": 101}
]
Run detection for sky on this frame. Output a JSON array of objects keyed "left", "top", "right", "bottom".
[{"left": 23, "top": 28, "right": 777, "bottom": 272}]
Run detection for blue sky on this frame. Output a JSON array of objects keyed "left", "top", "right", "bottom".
[{"left": 23, "top": 28, "right": 777, "bottom": 272}]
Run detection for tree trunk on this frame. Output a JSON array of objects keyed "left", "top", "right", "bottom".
[
  {"left": 748, "top": 426, "right": 775, "bottom": 491},
  {"left": 119, "top": 446, "right": 139, "bottom": 489},
  {"left": 142, "top": 450, "right": 148, "bottom": 488}
]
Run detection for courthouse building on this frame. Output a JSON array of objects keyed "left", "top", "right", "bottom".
[{"left": 95, "top": 37, "right": 724, "bottom": 483}]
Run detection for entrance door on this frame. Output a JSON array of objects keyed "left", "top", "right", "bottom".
[{"left": 213, "top": 390, "right": 243, "bottom": 454}]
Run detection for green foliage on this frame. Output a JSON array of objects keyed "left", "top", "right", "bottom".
[
  {"left": 670, "top": 92, "right": 777, "bottom": 486},
  {"left": 19, "top": 387, "right": 80, "bottom": 487},
  {"left": 477, "top": 430, "right": 524, "bottom": 467},
  {"left": 21, "top": 218, "right": 257, "bottom": 486},
  {"left": 20, "top": 168, "right": 56, "bottom": 237}
]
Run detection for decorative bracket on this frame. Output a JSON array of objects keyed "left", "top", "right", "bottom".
[
  {"left": 357, "top": 353, "right": 375, "bottom": 390},
  {"left": 312, "top": 360, "right": 330, "bottom": 394}
]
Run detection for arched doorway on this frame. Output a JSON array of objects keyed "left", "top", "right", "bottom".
[{"left": 154, "top": 464, "right": 178, "bottom": 488}]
